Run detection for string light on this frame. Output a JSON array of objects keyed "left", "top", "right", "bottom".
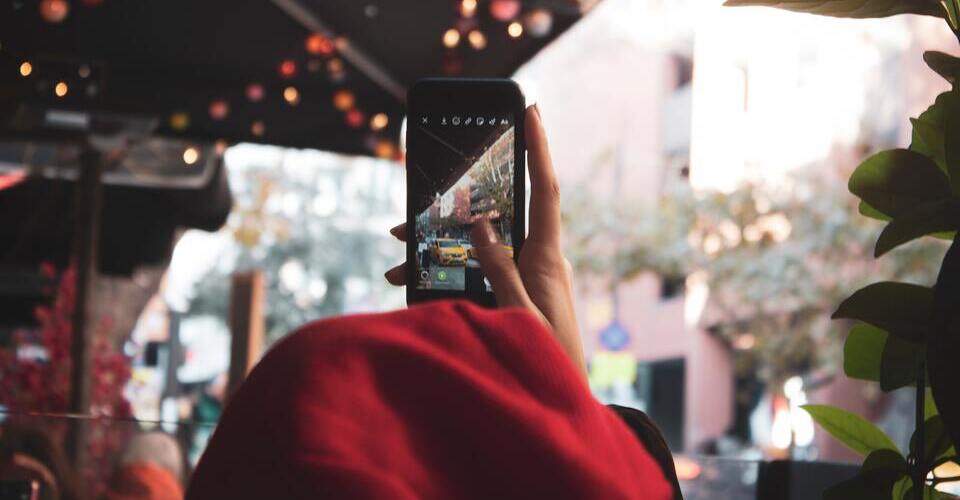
[
  {"left": 169, "top": 112, "right": 190, "bottom": 131},
  {"left": 251, "top": 121, "right": 265, "bottom": 137},
  {"left": 460, "top": 0, "right": 477, "bottom": 18},
  {"left": 40, "top": 0, "right": 69, "bottom": 23},
  {"left": 345, "top": 109, "right": 365, "bottom": 128},
  {"left": 54, "top": 81, "right": 68, "bottom": 97},
  {"left": 19, "top": 62, "right": 32, "bottom": 77},
  {"left": 279, "top": 60, "right": 297, "bottom": 78},
  {"left": 523, "top": 9, "right": 553, "bottom": 38},
  {"left": 490, "top": 0, "right": 520, "bottom": 21},
  {"left": 442, "top": 29, "right": 461, "bottom": 49},
  {"left": 305, "top": 34, "right": 334, "bottom": 56},
  {"left": 182, "top": 146, "right": 200, "bottom": 165},
  {"left": 333, "top": 90, "right": 355, "bottom": 111},
  {"left": 78, "top": 65, "right": 91, "bottom": 78},
  {"left": 468, "top": 30, "right": 487, "bottom": 50},
  {"left": 327, "top": 58, "right": 344, "bottom": 73},
  {"left": 215, "top": 140, "right": 228, "bottom": 155},
  {"left": 246, "top": 83, "right": 265, "bottom": 102},
  {"left": 370, "top": 113, "right": 389, "bottom": 131},
  {"left": 208, "top": 99, "right": 229, "bottom": 120},
  {"left": 507, "top": 21, "right": 523, "bottom": 38},
  {"left": 283, "top": 86, "right": 300, "bottom": 105},
  {"left": 374, "top": 140, "right": 397, "bottom": 159}
]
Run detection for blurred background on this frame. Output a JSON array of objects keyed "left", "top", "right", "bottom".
[{"left": 0, "top": 0, "right": 956, "bottom": 498}]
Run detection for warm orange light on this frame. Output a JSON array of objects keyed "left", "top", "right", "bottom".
[
  {"left": 19, "top": 62, "right": 33, "bottom": 77},
  {"left": 345, "top": 109, "right": 364, "bottom": 128},
  {"left": 369, "top": 112, "right": 389, "bottom": 131},
  {"left": 215, "top": 140, "right": 228, "bottom": 155},
  {"left": 674, "top": 457, "right": 702, "bottom": 481},
  {"left": 327, "top": 58, "right": 344, "bottom": 74},
  {"left": 443, "top": 29, "right": 461, "bottom": 48},
  {"left": 374, "top": 140, "right": 397, "bottom": 159},
  {"left": 182, "top": 146, "right": 200, "bottom": 165},
  {"left": 279, "top": 60, "right": 297, "bottom": 78},
  {"left": 507, "top": 22, "right": 523, "bottom": 38},
  {"left": 40, "top": 0, "right": 69, "bottom": 23},
  {"left": 208, "top": 100, "right": 229, "bottom": 120},
  {"left": 54, "top": 81, "right": 68, "bottom": 97},
  {"left": 332, "top": 90, "right": 355, "bottom": 111},
  {"left": 78, "top": 65, "right": 91, "bottom": 78},
  {"left": 251, "top": 121, "right": 265, "bottom": 137},
  {"left": 283, "top": 86, "right": 300, "bottom": 105},
  {"left": 468, "top": 30, "right": 487, "bottom": 50},
  {"left": 305, "top": 33, "right": 334, "bottom": 56},
  {"left": 169, "top": 112, "right": 190, "bottom": 131},
  {"left": 460, "top": 0, "right": 477, "bottom": 18}
]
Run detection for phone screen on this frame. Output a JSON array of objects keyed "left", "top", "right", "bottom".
[{"left": 406, "top": 79, "right": 524, "bottom": 303}]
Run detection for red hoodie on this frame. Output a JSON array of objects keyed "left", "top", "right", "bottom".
[{"left": 187, "top": 300, "right": 673, "bottom": 499}]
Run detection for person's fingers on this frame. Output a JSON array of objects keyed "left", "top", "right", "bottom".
[
  {"left": 389, "top": 222, "right": 407, "bottom": 242},
  {"left": 525, "top": 104, "right": 561, "bottom": 246},
  {"left": 384, "top": 263, "right": 406, "bottom": 286},
  {"left": 471, "top": 220, "right": 532, "bottom": 308}
]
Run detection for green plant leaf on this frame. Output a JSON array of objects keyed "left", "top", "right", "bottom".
[
  {"left": 860, "top": 200, "right": 893, "bottom": 221},
  {"left": 833, "top": 282, "right": 934, "bottom": 341},
  {"left": 802, "top": 404, "right": 900, "bottom": 457},
  {"left": 928, "top": 235, "right": 960, "bottom": 461},
  {"left": 722, "top": 0, "right": 945, "bottom": 18},
  {"left": 844, "top": 324, "right": 886, "bottom": 382},
  {"left": 893, "top": 476, "right": 911, "bottom": 500},
  {"left": 911, "top": 91, "right": 957, "bottom": 176},
  {"left": 910, "top": 416, "right": 955, "bottom": 464},
  {"left": 927, "top": 388, "right": 940, "bottom": 419},
  {"left": 880, "top": 335, "right": 922, "bottom": 391},
  {"left": 942, "top": 89, "right": 960, "bottom": 195},
  {"left": 924, "top": 51, "right": 960, "bottom": 84},
  {"left": 824, "top": 450, "right": 907, "bottom": 500},
  {"left": 849, "top": 149, "right": 951, "bottom": 220},
  {"left": 876, "top": 200, "right": 960, "bottom": 256}
]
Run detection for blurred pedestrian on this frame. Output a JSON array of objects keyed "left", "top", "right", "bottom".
[{"left": 104, "top": 433, "right": 183, "bottom": 500}]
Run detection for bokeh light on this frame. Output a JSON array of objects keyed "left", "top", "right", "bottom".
[
  {"left": 333, "top": 90, "right": 355, "bottom": 111},
  {"left": 507, "top": 22, "right": 523, "bottom": 38}
]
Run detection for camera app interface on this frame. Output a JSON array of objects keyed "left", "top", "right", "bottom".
[{"left": 410, "top": 112, "right": 515, "bottom": 292}]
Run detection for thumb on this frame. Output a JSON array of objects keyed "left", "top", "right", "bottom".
[{"left": 471, "top": 220, "right": 531, "bottom": 308}]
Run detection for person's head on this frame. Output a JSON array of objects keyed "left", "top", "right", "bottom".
[{"left": 0, "top": 422, "right": 79, "bottom": 500}]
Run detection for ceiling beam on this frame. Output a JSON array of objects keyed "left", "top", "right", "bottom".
[{"left": 270, "top": 0, "right": 407, "bottom": 102}]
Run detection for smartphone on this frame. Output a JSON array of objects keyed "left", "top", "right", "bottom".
[{"left": 406, "top": 78, "right": 526, "bottom": 306}]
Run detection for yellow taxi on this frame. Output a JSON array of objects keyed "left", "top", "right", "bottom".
[{"left": 432, "top": 238, "right": 468, "bottom": 266}]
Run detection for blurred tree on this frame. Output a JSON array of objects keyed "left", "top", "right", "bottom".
[
  {"left": 564, "top": 168, "right": 944, "bottom": 384},
  {"left": 187, "top": 152, "right": 402, "bottom": 344}
]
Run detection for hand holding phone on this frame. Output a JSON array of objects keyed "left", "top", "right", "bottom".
[{"left": 389, "top": 102, "right": 585, "bottom": 376}]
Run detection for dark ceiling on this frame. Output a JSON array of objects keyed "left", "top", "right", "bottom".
[{"left": 0, "top": 0, "right": 587, "bottom": 156}]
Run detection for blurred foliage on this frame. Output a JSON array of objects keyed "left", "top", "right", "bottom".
[
  {"left": 563, "top": 169, "right": 944, "bottom": 383},
  {"left": 188, "top": 155, "right": 402, "bottom": 344}
]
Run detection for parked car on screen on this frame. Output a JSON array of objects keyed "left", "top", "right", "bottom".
[{"left": 432, "top": 238, "right": 468, "bottom": 266}]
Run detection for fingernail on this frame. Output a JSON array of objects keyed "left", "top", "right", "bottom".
[
  {"left": 472, "top": 221, "right": 497, "bottom": 247},
  {"left": 389, "top": 224, "right": 403, "bottom": 236},
  {"left": 531, "top": 103, "right": 541, "bottom": 120}
]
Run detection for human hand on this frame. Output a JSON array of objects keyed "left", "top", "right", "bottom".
[{"left": 385, "top": 105, "right": 585, "bottom": 376}]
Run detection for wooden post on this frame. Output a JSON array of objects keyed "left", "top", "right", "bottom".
[
  {"left": 226, "top": 271, "right": 265, "bottom": 399},
  {"left": 67, "top": 147, "right": 103, "bottom": 474}
]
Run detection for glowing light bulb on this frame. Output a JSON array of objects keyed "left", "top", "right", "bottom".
[
  {"left": 279, "top": 60, "right": 297, "bottom": 78},
  {"left": 490, "top": 0, "right": 520, "bottom": 21},
  {"left": 507, "top": 21, "right": 523, "bottom": 38},
  {"left": 78, "top": 64, "right": 91, "bottom": 78},
  {"left": 523, "top": 8, "right": 553, "bottom": 38},
  {"left": 468, "top": 30, "right": 487, "bottom": 50},
  {"left": 169, "top": 112, "right": 190, "bottom": 131},
  {"left": 332, "top": 90, "right": 355, "bottom": 111},
  {"left": 54, "top": 81, "right": 68, "bottom": 97},
  {"left": 246, "top": 83, "right": 265, "bottom": 102},
  {"left": 208, "top": 100, "right": 229, "bottom": 120},
  {"left": 305, "top": 33, "right": 334, "bottom": 56},
  {"left": 345, "top": 109, "right": 364, "bottom": 129},
  {"left": 40, "top": 0, "right": 69, "bottom": 23},
  {"left": 374, "top": 140, "right": 397, "bottom": 159},
  {"left": 182, "top": 146, "right": 200, "bottom": 165},
  {"left": 251, "top": 121, "right": 265, "bottom": 137},
  {"left": 460, "top": 0, "right": 477, "bottom": 18},
  {"left": 19, "top": 62, "right": 32, "bottom": 77},
  {"left": 283, "top": 86, "right": 300, "bottom": 105},
  {"left": 442, "top": 29, "right": 461, "bottom": 48},
  {"left": 369, "top": 112, "right": 389, "bottom": 131}
]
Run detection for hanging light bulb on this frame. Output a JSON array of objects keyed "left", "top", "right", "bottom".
[
  {"left": 169, "top": 112, "right": 190, "bottom": 131},
  {"left": 489, "top": 0, "right": 520, "bottom": 21},
  {"left": 246, "top": 83, "right": 265, "bottom": 102},
  {"left": 305, "top": 33, "right": 335, "bottom": 56},
  {"left": 251, "top": 121, "right": 265, "bottom": 137},
  {"left": 345, "top": 109, "right": 365, "bottom": 128},
  {"left": 19, "top": 62, "right": 33, "bottom": 77},
  {"left": 78, "top": 65, "right": 91, "bottom": 78},
  {"left": 460, "top": 0, "right": 477, "bottom": 18},
  {"left": 332, "top": 90, "right": 355, "bottom": 111},
  {"left": 182, "top": 146, "right": 200, "bottom": 165},
  {"left": 507, "top": 21, "right": 523, "bottom": 38},
  {"left": 369, "top": 113, "right": 389, "bottom": 131},
  {"left": 442, "top": 29, "right": 461, "bottom": 49},
  {"left": 327, "top": 58, "right": 344, "bottom": 74},
  {"left": 279, "top": 60, "right": 297, "bottom": 78},
  {"left": 283, "top": 86, "right": 300, "bottom": 106},
  {"left": 523, "top": 8, "right": 553, "bottom": 38},
  {"left": 40, "top": 0, "right": 69, "bottom": 23},
  {"left": 468, "top": 30, "right": 487, "bottom": 50},
  {"left": 208, "top": 100, "right": 230, "bottom": 120},
  {"left": 374, "top": 140, "right": 397, "bottom": 159},
  {"left": 54, "top": 81, "right": 68, "bottom": 97}
]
